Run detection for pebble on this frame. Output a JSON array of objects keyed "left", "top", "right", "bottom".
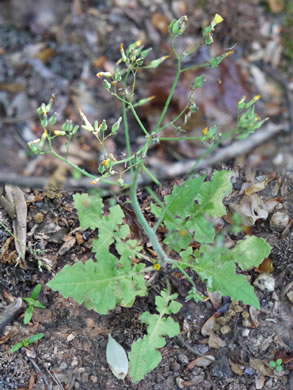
[
  {"left": 270, "top": 211, "right": 289, "bottom": 232},
  {"left": 216, "top": 317, "right": 229, "bottom": 326},
  {"left": 220, "top": 325, "right": 231, "bottom": 335},
  {"left": 253, "top": 274, "right": 275, "bottom": 292},
  {"left": 90, "top": 375, "right": 98, "bottom": 384},
  {"left": 177, "top": 353, "right": 189, "bottom": 364},
  {"left": 287, "top": 290, "right": 293, "bottom": 303},
  {"left": 175, "top": 377, "right": 185, "bottom": 389},
  {"left": 59, "top": 362, "right": 67, "bottom": 370},
  {"left": 34, "top": 212, "right": 44, "bottom": 223}
]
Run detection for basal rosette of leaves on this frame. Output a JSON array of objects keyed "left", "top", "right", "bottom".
[{"left": 48, "top": 171, "right": 271, "bottom": 381}]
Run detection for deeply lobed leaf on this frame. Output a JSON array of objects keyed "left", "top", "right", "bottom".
[
  {"left": 129, "top": 290, "right": 182, "bottom": 382},
  {"left": 152, "top": 171, "right": 232, "bottom": 251},
  {"left": 47, "top": 254, "right": 148, "bottom": 314}
]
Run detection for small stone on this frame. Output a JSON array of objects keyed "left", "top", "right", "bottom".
[
  {"left": 34, "top": 212, "right": 44, "bottom": 223},
  {"left": 175, "top": 377, "right": 185, "bottom": 389},
  {"left": 242, "top": 329, "right": 250, "bottom": 337},
  {"left": 216, "top": 316, "right": 228, "bottom": 326},
  {"left": 226, "top": 309, "right": 236, "bottom": 317},
  {"left": 220, "top": 325, "right": 231, "bottom": 335},
  {"left": 253, "top": 274, "right": 275, "bottom": 292},
  {"left": 67, "top": 334, "right": 75, "bottom": 342},
  {"left": 177, "top": 353, "right": 189, "bottom": 364},
  {"left": 191, "top": 375, "right": 204, "bottom": 385},
  {"left": 270, "top": 212, "right": 289, "bottom": 232},
  {"left": 242, "top": 319, "right": 251, "bottom": 328},
  {"left": 90, "top": 376, "right": 98, "bottom": 384},
  {"left": 233, "top": 305, "right": 243, "bottom": 313},
  {"left": 287, "top": 290, "right": 293, "bottom": 303},
  {"left": 59, "top": 362, "right": 67, "bottom": 370}
]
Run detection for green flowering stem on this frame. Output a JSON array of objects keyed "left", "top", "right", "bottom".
[
  {"left": 156, "top": 100, "right": 191, "bottom": 133},
  {"left": 130, "top": 163, "right": 173, "bottom": 267},
  {"left": 159, "top": 136, "right": 203, "bottom": 141},
  {"left": 129, "top": 104, "right": 149, "bottom": 136},
  {"left": 142, "top": 165, "right": 160, "bottom": 186},
  {"left": 153, "top": 58, "right": 182, "bottom": 134},
  {"left": 46, "top": 136, "right": 116, "bottom": 185},
  {"left": 181, "top": 61, "right": 210, "bottom": 73}
]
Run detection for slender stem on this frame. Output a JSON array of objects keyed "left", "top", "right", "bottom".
[
  {"left": 173, "top": 263, "right": 197, "bottom": 290},
  {"left": 181, "top": 61, "right": 210, "bottom": 73},
  {"left": 122, "top": 71, "right": 133, "bottom": 179},
  {"left": 159, "top": 136, "right": 202, "bottom": 141},
  {"left": 153, "top": 58, "right": 182, "bottom": 134},
  {"left": 129, "top": 104, "right": 149, "bottom": 136},
  {"left": 65, "top": 135, "right": 72, "bottom": 160},
  {"left": 130, "top": 164, "right": 173, "bottom": 267},
  {"left": 142, "top": 165, "right": 160, "bottom": 186},
  {"left": 47, "top": 137, "right": 116, "bottom": 185},
  {"left": 156, "top": 99, "right": 190, "bottom": 133}
]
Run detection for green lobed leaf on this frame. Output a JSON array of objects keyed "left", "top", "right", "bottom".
[
  {"left": 163, "top": 176, "right": 205, "bottom": 219},
  {"left": 186, "top": 214, "right": 215, "bottom": 244},
  {"left": 90, "top": 203, "right": 143, "bottom": 259},
  {"left": 129, "top": 336, "right": 162, "bottom": 382},
  {"left": 47, "top": 254, "right": 148, "bottom": 315},
  {"left": 151, "top": 172, "right": 232, "bottom": 251},
  {"left": 74, "top": 193, "right": 103, "bottom": 230},
  {"left": 228, "top": 236, "right": 272, "bottom": 270},
  {"left": 129, "top": 290, "right": 181, "bottom": 382},
  {"left": 193, "top": 170, "right": 233, "bottom": 217},
  {"left": 193, "top": 247, "right": 260, "bottom": 308}
]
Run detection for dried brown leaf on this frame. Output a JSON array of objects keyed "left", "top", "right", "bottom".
[
  {"left": 208, "top": 329, "right": 226, "bottom": 349},
  {"left": 187, "top": 355, "right": 215, "bottom": 369},
  {"left": 229, "top": 359, "right": 244, "bottom": 376},
  {"left": 5, "top": 185, "right": 27, "bottom": 268},
  {"left": 201, "top": 314, "right": 216, "bottom": 336}
]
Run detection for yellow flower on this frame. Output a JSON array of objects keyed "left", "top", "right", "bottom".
[
  {"left": 154, "top": 263, "right": 160, "bottom": 271},
  {"left": 28, "top": 139, "right": 41, "bottom": 145},
  {"left": 41, "top": 130, "right": 48, "bottom": 140},
  {"left": 103, "top": 159, "right": 110, "bottom": 167},
  {"left": 54, "top": 130, "right": 66, "bottom": 136},
  {"left": 96, "top": 72, "right": 112, "bottom": 78},
  {"left": 212, "top": 13, "right": 224, "bottom": 26},
  {"left": 252, "top": 94, "right": 261, "bottom": 103},
  {"left": 238, "top": 96, "right": 246, "bottom": 105},
  {"left": 202, "top": 127, "right": 209, "bottom": 136}
]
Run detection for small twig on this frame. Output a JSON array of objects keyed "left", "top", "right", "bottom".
[
  {"left": 0, "top": 111, "right": 37, "bottom": 124},
  {"left": 28, "top": 356, "right": 52, "bottom": 390},
  {"left": 0, "top": 122, "right": 284, "bottom": 191},
  {"left": 0, "top": 298, "right": 23, "bottom": 334},
  {"left": 45, "top": 366, "right": 64, "bottom": 389},
  {"left": 67, "top": 374, "right": 76, "bottom": 390}
]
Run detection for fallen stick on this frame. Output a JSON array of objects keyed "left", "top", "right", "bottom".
[
  {"left": 0, "top": 122, "right": 287, "bottom": 190},
  {"left": 0, "top": 297, "right": 23, "bottom": 334}
]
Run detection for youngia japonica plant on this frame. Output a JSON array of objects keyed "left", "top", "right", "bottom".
[{"left": 28, "top": 15, "right": 271, "bottom": 382}]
